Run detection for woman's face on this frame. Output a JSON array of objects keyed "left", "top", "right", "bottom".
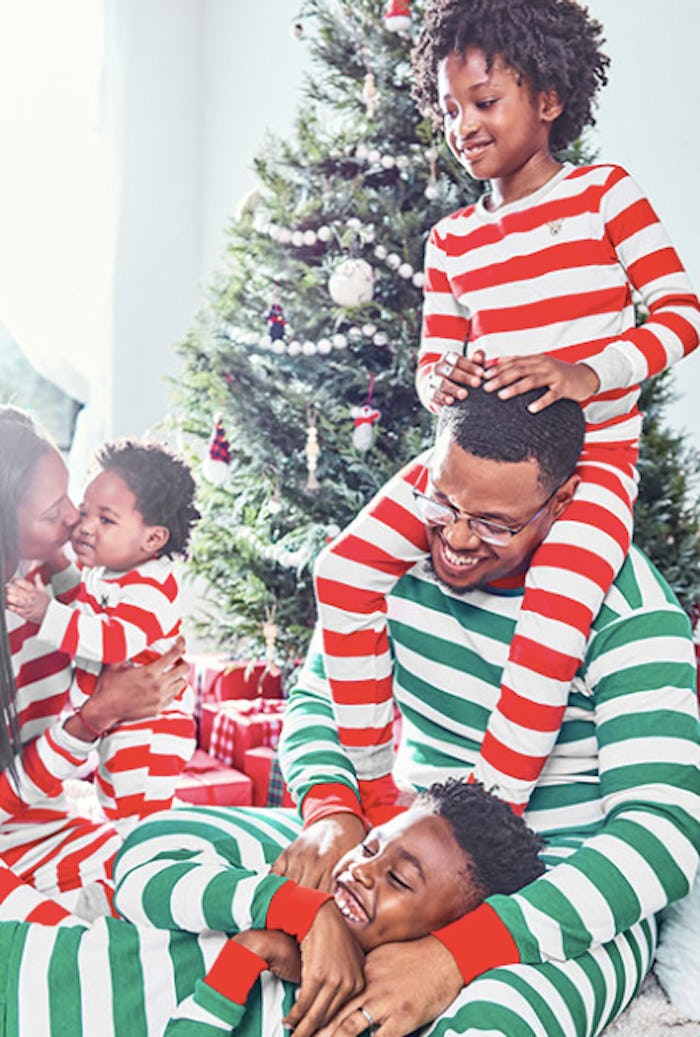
[{"left": 16, "top": 448, "right": 79, "bottom": 563}]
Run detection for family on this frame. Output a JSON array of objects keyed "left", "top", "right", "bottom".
[{"left": 2, "top": 0, "right": 700, "bottom": 1035}]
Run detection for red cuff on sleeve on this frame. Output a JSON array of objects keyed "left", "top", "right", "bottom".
[
  {"left": 204, "top": 939, "right": 268, "bottom": 1004},
  {"left": 266, "top": 880, "right": 333, "bottom": 942},
  {"left": 432, "top": 903, "right": 520, "bottom": 985},
  {"left": 300, "top": 783, "right": 365, "bottom": 829}
]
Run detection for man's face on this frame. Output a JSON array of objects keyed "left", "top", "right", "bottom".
[
  {"left": 425, "top": 432, "right": 574, "bottom": 592},
  {"left": 332, "top": 809, "right": 481, "bottom": 951}
]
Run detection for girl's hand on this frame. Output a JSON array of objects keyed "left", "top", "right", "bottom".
[
  {"left": 429, "top": 349, "right": 486, "bottom": 408},
  {"left": 5, "top": 574, "right": 50, "bottom": 624},
  {"left": 482, "top": 354, "right": 600, "bottom": 411}
]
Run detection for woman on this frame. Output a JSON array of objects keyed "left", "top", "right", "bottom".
[{"left": 0, "top": 405, "right": 187, "bottom": 919}]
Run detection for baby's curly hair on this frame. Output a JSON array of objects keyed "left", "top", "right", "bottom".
[
  {"left": 416, "top": 778, "right": 545, "bottom": 897},
  {"left": 96, "top": 440, "right": 200, "bottom": 559},
  {"left": 412, "top": 0, "right": 610, "bottom": 152}
]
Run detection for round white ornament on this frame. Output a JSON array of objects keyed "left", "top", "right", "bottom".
[{"left": 328, "top": 258, "right": 375, "bottom": 307}]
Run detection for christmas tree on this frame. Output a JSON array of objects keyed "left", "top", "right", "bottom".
[{"left": 173, "top": 0, "right": 699, "bottom": 671}]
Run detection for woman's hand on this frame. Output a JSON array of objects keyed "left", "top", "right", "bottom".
[
  {"left": 65, "top": 636, "right": 189, "bottom": 740},
  {"left": 483, "top": 354, "right": 600, "bottom": 410},
  {"left": 429, "top": 349, "right": 486, "bottom": 408},
  {"left": 272, "top": 813, "right": 366, "bottom": 892},
  {"left": 5, "top": 574, "right": 50, "bottom": 624}
]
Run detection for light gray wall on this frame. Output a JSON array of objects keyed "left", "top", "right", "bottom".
[{"left": 110, "top": 0, "right": 700, "bottom": 447}]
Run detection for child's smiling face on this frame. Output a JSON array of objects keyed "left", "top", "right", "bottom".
[
  {"left": 72, "top": 470, "right": 167, "bottom": 572},
  {"left": 437, "top": 47, "right": 560, "bottom": 186},
  {"left": 332, "top": 808, "right": 483, "bottom": 952}
]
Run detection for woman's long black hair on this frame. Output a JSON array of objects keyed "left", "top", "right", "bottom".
[{"left": 0, "top": 406, "right": 53, "bottom": 776}]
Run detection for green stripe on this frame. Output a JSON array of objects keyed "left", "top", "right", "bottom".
[
  {"left": 169, "top": 930, "right": 205, "bottom": 1006},
  {"left": 107, "top": 918, "right": 148, "bottom": 1037},
  {"left": 0, "top": 923, "right": 22, "bottom": 1037},
  {"left": 48, "top": 926, "right": 84, "bottom": 1036}
]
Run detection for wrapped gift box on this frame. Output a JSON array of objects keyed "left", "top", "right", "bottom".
[
  {"left": 186, "top": 653, "right": 283, "bottom": 722},
  {"left": 243, "top": 746, "right": 294, "bottom": 808},
  {"left": 176, "top": 748, "right": 253, "bottom": 806},
  {"left": 202, "top": 699, "right": 287, "bottom": 772}
]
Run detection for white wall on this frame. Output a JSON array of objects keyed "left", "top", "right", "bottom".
[{"left": 110, "top": 0, "right": 700, "bottom": 448}]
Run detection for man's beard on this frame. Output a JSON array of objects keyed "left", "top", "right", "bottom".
[{"left": 421, "top": 556, "right": 475, "bottom": 598}]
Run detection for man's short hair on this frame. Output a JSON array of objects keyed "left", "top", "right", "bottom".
[{"left": 436, "top": 385, "right": 585, "bottom": 490}]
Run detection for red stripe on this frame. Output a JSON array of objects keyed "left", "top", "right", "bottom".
[
  {"left": 423, "top": 313, "right": 469, "bottom": 340},
  {"left": 508, "top": 635, "right": 580, "bottom": 682},
  {"left": 497, "top": 686, "right": 568, "bottom": 731},
  {"left": 472, "top": 286, "right": 625, "bottom": 337},
  {"left": 480, "top": 731, "right": 548, "bottom": 782},
  {"left": 535, "top": 542, "right": 615, "bottom": 590},
  {"left": 316, "top": 577, "right": 388, "bottom": 615},
  {"left": 521, "top": 588, "right": 594, "bottom": 630},
  {"left": 329, "top": 674, "right": 394, "bottom": 707},
  {"left": 26, "top": 899, "right": 72, "bottom": 923},
  {"left": 337, "top": 724, "right": 393, "bottom": 747},
  {"left": 324, "top": 627, "right": 387, "bottom": 658}
]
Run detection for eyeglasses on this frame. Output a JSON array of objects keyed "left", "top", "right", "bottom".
[{"left": 412, "top": 485, "right": 559, "bottom": 547}]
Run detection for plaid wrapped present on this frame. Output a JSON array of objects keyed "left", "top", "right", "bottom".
[
  {"left": 207, "top": 699, "right": 287, "bottom": 772},
  {"left": 243, "top": 746, "right": 294, "bottom": 808},
  {"left": 175, "top": 748, "right": 253, "bottom": 806},
  {"left": 186, "top": 653, "right": 283, "bottom": 723}
]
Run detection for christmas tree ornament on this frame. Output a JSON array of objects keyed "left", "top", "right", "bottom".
[
  {"left": 352, "top": 374, "right": 381, "bottom": 451},
  {"left": 261, "top": 607, "right": 281, "bottom": 678},
  {"left": 203, "top": 416, "right": 231, "bottom": 485},
  {"left": 363, "top": 71, "right": 378, "bottom": 119},
  {"left": 266, "top": 284, "right": 287, "bottom": 343},
  {"left": 384, "top": 0, "right": 411, "bottom": 33},
  {"left": 328, "top": 258, "right": 374, "bottom": 307},
  {"left": 305, "top": 407, "right": 320, "bottom": 490}
]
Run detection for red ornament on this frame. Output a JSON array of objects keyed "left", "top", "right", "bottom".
[
  {"left": 204, "top": 417, "right": 231, "bottom": 485},
  {"left": 384, "top": 0, "right": 411, "bottom": 33}
]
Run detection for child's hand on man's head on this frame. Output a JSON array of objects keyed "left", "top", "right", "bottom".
[
  {"left": 482, "top": 353, "right": 600, "bottom": 411},
  {"left": 5, "top": 574, "right": 50, "bottom": 624},
  {"left": 430, "top": 349, "right": 486, "bottom": 408}
]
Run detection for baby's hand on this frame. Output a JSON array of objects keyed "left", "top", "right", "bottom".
[
  {"left": 482, "top": 354, "right": 600, "bottom": 411},
  {"left": 5, "top": 574, "right": 51, "bottom": 624},
  {"left": 429, "top": 349, "right": 486, "bottom": 408}
]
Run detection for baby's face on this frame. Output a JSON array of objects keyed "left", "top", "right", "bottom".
[
  {"left": 332, "top": 809, "right": 482, "bottom": 952},
  {"left": 71, "top": 470, "right": 155, "bottom": 572}
]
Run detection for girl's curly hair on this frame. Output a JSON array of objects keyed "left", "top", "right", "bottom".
[{"left": 412, "top": 0, "right": 610, "bottom": 152}]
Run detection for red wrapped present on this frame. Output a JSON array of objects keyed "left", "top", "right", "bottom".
[
  {"left": 205, "top": 699, "right": 287, "bottom": 772},
  {"left": 186, "top": 653, "right": 283, "bottom": 721},
  {"left": 243, "top": 746, "right": 294, "bottom": 808},
  {"left": 176, "top": 748, "right": 253, "bottom": 806}
]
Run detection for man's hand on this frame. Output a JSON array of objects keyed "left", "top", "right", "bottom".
[
  {"left": 316, "top": 936, "right": 463, "bottom": 1037},
  {"left": 5, "top": 574, "right": 50, "bottom": 624},
  {"left": 429, "top": 349, "right": 486, "bottom": 408},
  {"left": 483, "top": 354, "right": 600, "bottom": 410},
  {"left": 283, "top": 900, "right": 365, "bottom": 1037},
  {"left": 272, "top": 813, "right": 365, "bottom": 892}
]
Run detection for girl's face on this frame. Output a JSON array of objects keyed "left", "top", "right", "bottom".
[
  {"left": 437, "top": 47, "right": 561, "bottom": 187},
  {"left": 16, "top": 448, "right": 79, "bottom": 564}
]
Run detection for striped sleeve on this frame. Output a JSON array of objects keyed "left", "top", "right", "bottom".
[
  {"left": 484, "top": 591, "right": 700, "bottom": 964},
  {"left": 312, "top": 457, "right": 431, "bottom": 811},
  {"left": 415, "top": 219, "right": 471, "bottom": 410},
  {"left": 36, "top": 567, "right": 180, "bottom": 666},
  {"left": 113, "top": 805, "right": 313, "bottom": 935},
  {"left": 0, "top": 720, "right": 96, "bottom": 825},
  {"left": 587, "top": 167, "right": 700, "bottom": 391}
]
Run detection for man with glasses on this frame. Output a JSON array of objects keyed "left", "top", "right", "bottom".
[{"left": 270, "top": 385, "right": 699, "bottom": 1037}]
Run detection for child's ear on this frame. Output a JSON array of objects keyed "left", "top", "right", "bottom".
[
  {"left": 539, "top": 88, "right": 564, "bottom": 125},
  {"left": 144, "top": 525, "right": 170, "bottom": 556}
]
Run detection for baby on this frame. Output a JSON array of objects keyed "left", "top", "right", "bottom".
[{"left": 7, "top": 439, "right": 200, "bottom": 821}]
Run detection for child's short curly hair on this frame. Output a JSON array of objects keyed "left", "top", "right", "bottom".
[
  {"left": 96, "top": 440, "right": 200, "bottom": 559},
  {"left": 412, "top": 0, "right": 610, "bottom": 152},
  {"left": 416, "top": 778, "right": 545, "bottom": 897}
]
